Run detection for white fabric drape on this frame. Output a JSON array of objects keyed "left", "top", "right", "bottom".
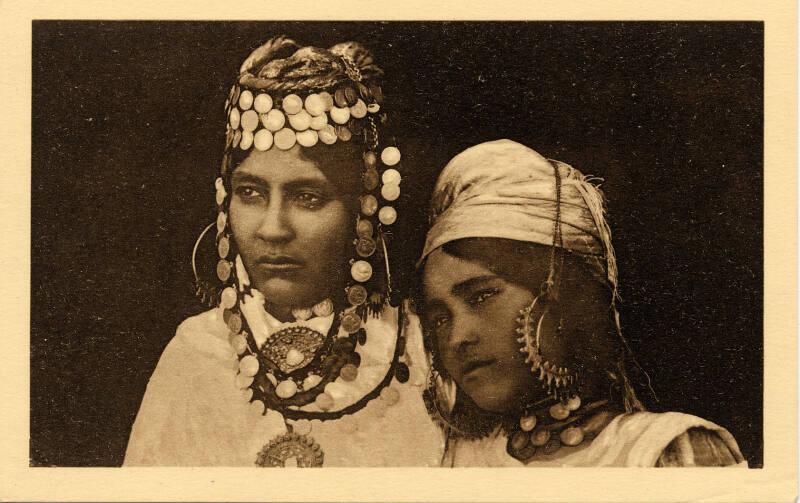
[{"left": 124, "top": 306, "right": 444, "bottom": 466}]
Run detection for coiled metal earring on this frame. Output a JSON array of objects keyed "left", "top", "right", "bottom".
[{"left": 516, "top": 295, "right": 577, "bottom": 401}]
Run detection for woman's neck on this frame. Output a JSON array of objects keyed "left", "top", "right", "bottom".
[
  {"left": 264, "top": 302, "right": 294, "bottom": 323},
  {"left": 263, "top": 296, "right": 338, "bottom": 323}
]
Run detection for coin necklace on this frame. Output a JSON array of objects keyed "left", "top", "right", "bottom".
[
  {"left": 228, "top": 285, "right": 410, "bottom": 467},
  {"left": 506, "top": 398, "right": 615, "bottom": 463}
]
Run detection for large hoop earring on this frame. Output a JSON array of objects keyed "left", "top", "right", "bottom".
[
  {"left": 516, "top": 295, "right": 577, "bottom": 401},
  {"left": 191, "top": 221, "right": 217, "bottom": 306}
]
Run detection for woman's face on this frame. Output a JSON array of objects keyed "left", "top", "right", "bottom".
[
  {"left": 422, "top": 245, "right": 542, "bottom": 413},
  {"left": 229, "top": 145, "right": 356, "bottom": 311},
  {"left": 422, "top": 238, "right": 615, "bottom": 414}
]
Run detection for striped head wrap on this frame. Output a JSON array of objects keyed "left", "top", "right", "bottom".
[{"left": 419, "top": 139, "right": 619, "bottom": 299}]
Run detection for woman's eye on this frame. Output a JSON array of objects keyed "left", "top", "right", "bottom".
[
  {"left": 234, "top": 186, "right": 263, "bottom": 200},
  {"left": 469, "top": 288, "right": 500, "bottom": 306},
  {"left": 434, "top": 315, "right": 451, "bottom": 329},
  {"left": 427, "top": 314, "right": 450, "bottom": 332},
  {"left": 295, "top": 192, "right": 326, "bottom": 209}
]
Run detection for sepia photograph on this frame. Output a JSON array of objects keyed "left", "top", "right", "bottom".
[
  {"left": 29, "top": 20, "right": 764, "bottom": 470},
  {"left": 1, "top": 1, "right": 795, "bottom": 500}
]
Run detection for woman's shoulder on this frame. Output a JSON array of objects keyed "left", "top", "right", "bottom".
[
  {"left": 656, "top": 426, "right": 744, "bottom": 467},
  {"left": 125, "top": 308, "right": 237, "bottom": 466},
  {"left": 154, "top": 308, "right": 233, "bottom": 376},
  {"left": 594, "top": 411, "right": 746, "bottom": 467},
  {"left": 174, "top": 307, "right": 229, "bottom": 340}
]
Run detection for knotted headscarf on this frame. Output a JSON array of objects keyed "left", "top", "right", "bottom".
[
  {"left": 419, "top": 139, "right": 618, "bottom": 299},
  {"left": 237, "top": 36, "right": 383, "bottom": 93}
]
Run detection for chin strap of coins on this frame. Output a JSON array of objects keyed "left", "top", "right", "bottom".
[{"left": 189, "top": 36, "right": 413, "bottom": 467}]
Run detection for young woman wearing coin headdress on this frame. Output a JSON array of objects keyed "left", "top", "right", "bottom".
[
  {"left": 416, "top": 139, "right": 747, "bottom": 467},
  {"left": 124, "top": 36, "right": 443, "bottom": 466}
]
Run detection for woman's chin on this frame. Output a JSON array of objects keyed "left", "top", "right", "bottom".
[
  {"left": 463, "top": 386, "right": 516, "bottom": 415},
  {"left": 253, "top": 278, "right": 329, "bottom": 311},
  {"left": 464, "top": 381, "right": 543, "bottom": 415}
]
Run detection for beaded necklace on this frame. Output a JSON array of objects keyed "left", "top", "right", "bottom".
[
  {"left": 505, "top": 398, "right": 616, "bottom": 462},
  {"left": 225, "top": 258, "right": 410, "bottom": 466}
]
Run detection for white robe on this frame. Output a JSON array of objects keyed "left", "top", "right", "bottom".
[
  {"left": 124, "top": 305, "right": 444, "bottom": 466},
  {"left": 443, "top": 411, "right": 747, "bottom": 467}
]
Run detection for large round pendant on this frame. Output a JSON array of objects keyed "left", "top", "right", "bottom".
[
  {"left": 262, "top": 326, "right": 325, "bottom": 374},
  {"left": 255, "top": 432, "right": 324, "bottom": 467}
]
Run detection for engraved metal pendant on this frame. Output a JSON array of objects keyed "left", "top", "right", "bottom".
[
  {"left": 262, "top": 326, "right": 325, "bottom": 374},
  {"left": 255, "top": 432, "right": 324, "bottom": 467}
]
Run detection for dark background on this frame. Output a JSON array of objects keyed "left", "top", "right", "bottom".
[{"left": 31, "top": 21, "right": 763, "bottom": 467}]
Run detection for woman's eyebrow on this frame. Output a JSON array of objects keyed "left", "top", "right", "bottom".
[
  {"left": 422, "top": 297, "right": 447, "bottom": 316},
  {"left": 230, "top": 173, "right": 332, "bottom": 192},
  {"left": 282, "top": 177, "right": 333, "bottom": 192},
  {"left": 451, "top": 275, "right": 497, "bottom": 299},
  {"left": 230, "top": 172, "right": 266, "bottom": 186}
]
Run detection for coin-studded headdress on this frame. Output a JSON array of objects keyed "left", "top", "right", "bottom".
[{"left": 202, "top": 36, "right": 404, "bottom": 325}]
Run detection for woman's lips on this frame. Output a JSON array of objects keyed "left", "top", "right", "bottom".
[
  {"left": 255, "top": 255, "right": 303, "bottom": 272},
  {"left": 462, "top": 358, "right": 496, "bottom": 376}
]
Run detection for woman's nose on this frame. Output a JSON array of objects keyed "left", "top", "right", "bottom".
[
  {"left": 446, "top": 313, "right": 480, "bottom": 351},
  {"left": 256, "top": 197, "right": 294, "bottom": 243}
]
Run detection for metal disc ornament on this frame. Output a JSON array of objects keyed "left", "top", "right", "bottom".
[
  {"left": 343, "top": 86, "right": 358, "bottom": 106},
  {"left": 216, "top": 259, "right": 232, "bottom": 282},
  {"left": 262, "top": 326, "right": 325, "bottom": 374},
  {"left": 362, "top": 168, "right": 379, "bottom": 191},
  {"left": 341, "top": 311, "right": 362, "bottom": 333},
  {"left": 356, "top": 219, "right": 373, "bottom": 238},
  {"left": 218, "top": 236, "right": 230, "bottom": 258},
  {"left": 255, "top": 432, "right": 324, "bottom": 467},
  {"left": 347, "top": 285, "right": 368, "bottom": 306},
  {"left": 227, "top": 312, "right": 243, "bottom": 333},
  {"left": 356, "top": 237, "right": 377, "bottom": 257}
]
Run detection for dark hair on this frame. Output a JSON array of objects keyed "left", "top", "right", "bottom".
[
  {"left": 440, "top": 238, "right": 605, "bottom": 297},
  {"left": 414, "top": 237, "right": 615, "bottom": 350}
]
